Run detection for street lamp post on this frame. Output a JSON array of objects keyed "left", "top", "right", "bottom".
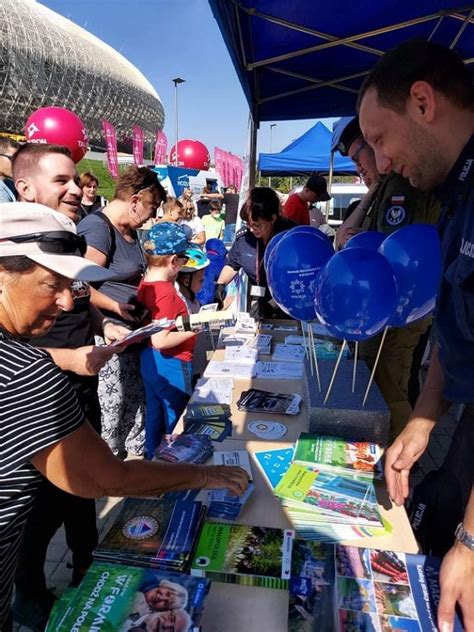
[
  {"left": 269, "top": 123, "right": 277, "bottom": 188},
  {"left": 172, "top": 77, "right": 186, "bottom": 166}
]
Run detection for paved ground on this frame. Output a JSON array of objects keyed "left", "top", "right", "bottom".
[{"left": 13, "top": 404, "right": 462, "bottom": 631}]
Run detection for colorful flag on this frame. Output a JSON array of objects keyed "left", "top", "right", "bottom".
[
  {"left": 101, "top": 120, "right": 118, "bottom": 178},
  {"left": 132, "top": 126, "right": 144, "bottom": 165},
  {"left": 154, "top": 130, "right": 168, "bottom": 165}
]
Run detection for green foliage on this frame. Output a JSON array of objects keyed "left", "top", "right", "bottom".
[{"left": 76, "top": 157, "right": 128, "bottom": 201}]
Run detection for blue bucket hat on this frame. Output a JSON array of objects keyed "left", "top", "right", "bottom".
[{"left": 143, "top": 222, "right": 192, "bottom": 256}]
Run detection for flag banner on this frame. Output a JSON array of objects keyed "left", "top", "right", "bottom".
[
  {"left": 101, "top": 120, "right": 118, "bottom": 178},
  {"left": 132, "top": 125, "right": 144, "bottom": 165},
  {"left": 154, "top": 130, "right": 168, "bottom": 165}
]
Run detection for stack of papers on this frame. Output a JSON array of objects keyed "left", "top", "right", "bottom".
[
  {"left": 93, "top": 498, "right": 205, "bottom": 571},
  {"left": 253, "top": 435, "right": 388, "bottom": 542},
  {"left": 184, "top": 403, "right": 233, "bottom": 442},
  {"left": 272, "top": 343, "right": 306, "bottom": 362},
  {"left": 224, "top": 345, "right": 259, "bottom": 363},
  {"left": 208, "top": 451, "right": 255, "bottom": 520},
  {"left": 204, "top": 359, "right": 256, "bottom": 379},
  {"left": 246, "top": 333, "right": 272, "bottom": 354},
  {"left": 190, "top": 376, "right": 234, "bottom": 405},
  {"left": 154, "top": 433, "right": 214, "bottom": 464},
  {"left": 255, "top": 361, "right": 304, "bottom": 379}
]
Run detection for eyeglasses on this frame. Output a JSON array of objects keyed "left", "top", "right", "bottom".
[
  {"left": 5, "top": 231, "right": 87, "bottom": 256},
  {"left": 350, "top": 141, "right": 368, "bottom": 167},
  {"left": 0, "top": 153, "right": 13, "bottom": 160}
]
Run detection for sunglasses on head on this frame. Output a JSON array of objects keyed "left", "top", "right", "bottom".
[{"left": 6, "top": 231, "right": 87, "bottom": 256}]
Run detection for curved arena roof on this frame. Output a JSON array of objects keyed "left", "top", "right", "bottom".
[{"left": 0, "top": 0, "right": 164, "bottom": 150}]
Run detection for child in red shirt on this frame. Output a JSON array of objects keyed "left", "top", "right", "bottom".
[{"left": 138, "top": 222, "right": 197, "bottom": 459}]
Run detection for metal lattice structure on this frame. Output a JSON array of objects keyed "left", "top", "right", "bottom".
[{"left": 0, "top": 0, "right": 165, "bottom": 151}]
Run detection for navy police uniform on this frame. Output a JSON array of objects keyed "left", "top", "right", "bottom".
[
  {"left": 226, "top": 216, "right": 295, "bottom": 319},
  {"left": 359, "top": 173, "right": 440, "bottom": 439},
  {"left": 433, "top": 136, "right": 474, "bottom": 511}
]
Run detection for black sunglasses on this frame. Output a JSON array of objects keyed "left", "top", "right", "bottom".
[{"left": 6, "top": 231, "right": 87, "bottom": 256}]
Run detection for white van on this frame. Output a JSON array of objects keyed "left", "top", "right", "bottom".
[{"left": 324, "top": 182, "right": 367, "bottom": 226}]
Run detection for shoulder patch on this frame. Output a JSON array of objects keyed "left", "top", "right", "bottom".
[
  {"left": 385, "top": 205, "right": 407, "bottom": 227},
  {"left": 235, "top": 226, "right": 249, "bottom": 238}
]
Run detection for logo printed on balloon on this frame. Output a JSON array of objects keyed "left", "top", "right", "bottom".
[{"left": 26, "top": 122, "right": 40, "bottom": 139}]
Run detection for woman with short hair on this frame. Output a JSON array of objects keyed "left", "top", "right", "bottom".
[{"left": 78, "top": 172, "right": 106, "bottom": 218}]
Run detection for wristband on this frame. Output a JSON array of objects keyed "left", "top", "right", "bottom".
[
  {"left": 455, "top": 522, "right": 474, "bottom": 551},
  {"left": 102, "top": 317, "right": 117, "bottom": 331}
]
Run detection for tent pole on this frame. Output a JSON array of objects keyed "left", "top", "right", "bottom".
[
  {"left": 249, "top": 109, "right": 258, "bottom": 190},
  {"left": 325, "top": 151, "right": 334, "bottom": 220}
]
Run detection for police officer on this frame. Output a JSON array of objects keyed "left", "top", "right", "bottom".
[
  {"left": 215, "top": 187, "right": 295, "bottom": 319},
  {"left": 334, "top": 116, "right": 440, "bottom": 440},
  {"left": 358, "top": 40, "right": 473, "bottom": 630}
]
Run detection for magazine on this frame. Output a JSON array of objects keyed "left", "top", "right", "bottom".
[
  {"left": 288, "top": 541, "right": 463, "bottom": 631},
  {"left": 237, "top": 388, "right": 302, "bottom": 415},
  {"left": 191, "top": 522, "right": 294, "bottom": 589},
  {"left": 293, "top": 434, "right": 383, "bottom": 480},
  {"left": 94, "top": 498, "right": 204, "bottom": 571},
  {"left": 47, "top": 562, "right": 210, "bottom": 632},
  {"left": 274, "top": 463, "right": 383, "bottom": 528}
]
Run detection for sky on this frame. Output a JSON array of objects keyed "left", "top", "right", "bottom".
[{"left": 39, "top": 0, "right": 336, "bottom": 158}]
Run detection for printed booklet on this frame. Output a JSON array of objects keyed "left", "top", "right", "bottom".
[
  {"left": 94, "top": 498, "right": 204, "bottom": 572},
  {"left": 288, "top": 541, "right": 463, "bottom": 632},
  {"left": 294, "top": 434, "right": 383, "bottom": 480},
  {"left": 47, "top": 562, "right": 210, "bottom": 632},
  {"left": 190, "top": 522, "right": 294, "bottom": 589}
]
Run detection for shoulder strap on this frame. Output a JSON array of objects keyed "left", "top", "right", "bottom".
[{"left": 96, "top": 212, "right": 116, "bottom": 267}]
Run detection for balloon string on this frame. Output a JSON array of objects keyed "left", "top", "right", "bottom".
[
  {"left": 302, "top": 321, "right": 314, "bottom": 376},
  {"left": 362, "top": 327, "right": 388, "bottom": 407},
  {"left": 352, "top": 341, "right": 358, "bottom": 393},
  {"left": 309, "top": 325, "right": 321, "bottom": 392},
  {"left": 323, "top": 339, "right": 347, "bottom": 406}
]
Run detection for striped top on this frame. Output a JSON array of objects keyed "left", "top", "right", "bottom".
[{"left": 0, "top": 329, "right": 84, "bottom": 627}]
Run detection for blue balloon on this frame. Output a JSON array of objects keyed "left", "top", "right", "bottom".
[
  {"left": 314, "top": 248, "right": 398, "bottom": 341},
  {"left": 289, "top": 225, "right": 333, "bottom": 246},
  {"left": 264, "top": 231, "right": 287, "bottom": 272},
  {"left": 378, "top": 224, "right": 441, "bottom": 327},
  {"left": 345, "top": 231, "right": 385, "bottom": 251},
  {"left": 267, "top": 231, "right": 334, "bottom": 321}
]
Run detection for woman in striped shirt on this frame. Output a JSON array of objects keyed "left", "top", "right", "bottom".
[{"left": 0, "top": 202, "right": 248, "bottom": 632}]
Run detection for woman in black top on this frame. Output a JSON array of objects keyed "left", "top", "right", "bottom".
[
  {"left": 215, "top": 187, "right": 295, "bottom": 319},
  {"left": 78, "top": 172, "right": 106, "bottom": 219}
]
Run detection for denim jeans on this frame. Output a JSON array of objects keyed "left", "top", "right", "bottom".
[{"left": 223, "top": 223, "right": 236, "bottom": 243}]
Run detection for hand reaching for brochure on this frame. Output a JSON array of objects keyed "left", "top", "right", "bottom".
[{"left": 202, "top": 465, "right": 249, "bottom": 497}]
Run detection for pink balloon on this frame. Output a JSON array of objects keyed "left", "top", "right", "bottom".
[
  {"left": 25, "top": 106, "right": 88, "bottom": 163},
  {"left": 169, "top": 139, "right": 210, "bottom": 170}
]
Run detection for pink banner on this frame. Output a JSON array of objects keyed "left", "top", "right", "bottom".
[
  {"left": 214, "top": 147, "right": 244, "bottom": 188},
  {"left": 214, "top": 147, "right": 225, "bottom": 183},
  {"left": 154, "top": 130, "right": 168, "bottom": 165},
  {"left": 102, "top": 120, "right": 118, "bottom": 178},
  {"left": 132, "top": 126, "right": 144, "bottom": 165}
]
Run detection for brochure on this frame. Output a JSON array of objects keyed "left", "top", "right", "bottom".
[
  {"left": 191, "top": 522, "right": 294, "bottom": 589},
  {"left": 294, "top": 434, "right": 383, "bottom": 480},
  {"left": 272, "top": 343, "right": 307, "bottom": 363},
  {"left": 253, "top": 446, "right": 295, "bottom": 489},
  {"left": 47, "top": 562, "right": 210, "bottom": 632},
  {"left": 237, "top": 388, "right": 302, "bottom": 415},
  {"left": 255, "top": 361, "right": 304, "bottom": 379},
  {"left": 288, "top": 541, "right": 463, "bottom": 631},
  {"left": 203, "top": 360, "right": 256, "bottom": 379},
  {"left": 94, "top": 498, "right": 203, "bottom": 572},
  {"left": 190, "top": 377, "right": 234, "bottom": 405},
  {"left": 109, "top": 319, "right": 173, "bottom": 348},
  {"left": 224, "top": 345, "right": 259, "bottom": 363}
]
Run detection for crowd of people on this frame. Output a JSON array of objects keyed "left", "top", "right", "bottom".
[{"left": 0, "top": 38, "right": 472, "bottom": 632}]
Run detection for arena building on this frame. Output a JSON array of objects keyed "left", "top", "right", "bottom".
[{"left": 0, "top": 0, "right": 165, "bottom": 151}]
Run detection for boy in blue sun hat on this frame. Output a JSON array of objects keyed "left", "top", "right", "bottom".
[{"left": 137, "top": 222, "right": 199, "bottom": 458}]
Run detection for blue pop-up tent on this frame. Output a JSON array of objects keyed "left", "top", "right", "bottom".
[
  {"left": 258, "top": 121, "right": 356, "bottom": 175},
  {"left": 208, "top": 1, "right": 474, "bottom": 182}
]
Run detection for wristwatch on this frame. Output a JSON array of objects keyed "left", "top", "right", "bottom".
[{"left": 454, "top": 523, "right": 474, "bottom": 551}]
